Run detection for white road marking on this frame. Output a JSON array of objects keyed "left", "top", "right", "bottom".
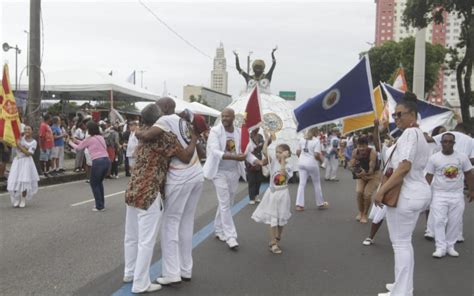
[{"left": 70, "top": 190, "right": 125, "bottom": 207}]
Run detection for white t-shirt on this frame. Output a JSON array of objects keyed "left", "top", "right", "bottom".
[
  {"left": 218, "top": 131, "right": 239, "bottom": 171},
  {"left": 17, "top": 137, "right": 37, "bottom": 158},
  {"left": 126, "top": 132, "right": 138, "bottom": 158},
  {"left": 433, "top": 131, "right": 474, "bottom": 159},
  {"left": 426, "top": 151, "right": 473, "bottom": 196},
  {"left": 389, "top": 127, "right": 431, "bottom": 200},
  {"left": 74, "top": 129, "right": 85, "bottom": 140},
  {"left": 154, "top": 114, "right": 203, "bottom": 184},
  {"left": 269, "top": 154, "right": 293, "bottom": 188},
  {"left": 298, "top": 138, "right": 321, "bottom": 167}
]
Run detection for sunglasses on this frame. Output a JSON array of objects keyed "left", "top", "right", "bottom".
[{"left": 391, "top": 111, "right": 410, "bottom": 119}]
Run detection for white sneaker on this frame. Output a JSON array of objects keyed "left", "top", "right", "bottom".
[
  {"left": 432, "top": 249, "right": 446, "bottom": 258},
  {"left": 92, "top": 208, "right": 105, "bottom": 212},
  {"left": 215, "top": 233, "right": 226, "bottom": 242},
  {"left": 226, "top": 238, "right": 239, "bottom": 249},
  {"left": 249, "top": 200, "right": 256, "bottom": 205},
  {"left": 447, "top": 247, "right": 459, "bottom": 257},
  {"left": 255, "top": 197, "right": 261, "bottom": 203},
  {"left": 13, "top": 201, "right": 20, "bottom": 208},
  {"left": 123, "top": 275, "right": 133, "bottom": 283},
  {"left": 362, "top": 237, "right": 374, "bottom": 246},
  {"left": 156, "top": 276, "right": 182, "bottom": 286},
  {"left": 385, "top": 283, "right": 394, "bottom": 291},
  {"left": 132, "top": 283, "right": 162, "bottom": 294},
  {"left": 378, "top": 292, "right": 390, "bottom": 296},
  {"left": 19, "top": 197, "right": 26, "bottom": 208}
]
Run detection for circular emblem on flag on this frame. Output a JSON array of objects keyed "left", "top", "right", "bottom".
[
  {"left": 178, "top": 118, "right": 192, "bottom": 145},
  {"left": 234, "top": 113, "right": 245, "bottom": 128},
  {"left": 262, "top": 113, "right": 283, "bottom": 132},
  {"left": 322, "top": 89, "right": 340, "bottom": 110}
]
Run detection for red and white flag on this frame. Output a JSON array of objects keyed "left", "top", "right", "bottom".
[
  {"left": 392, "top": 67, "right": 408, "bottom": 92},
  {"left": 241, "top": 86, "right": 262, "bottom": 153}
]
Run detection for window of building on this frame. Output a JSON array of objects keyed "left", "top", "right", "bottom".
[
  {"left": 382, "top": 16, "right": 386, "bottom": 20},
  {"left": 381, "top": 37, "right": 385, "bottom": 41},
  {"left": 382, "top": 22, "right": 386, "bottom": 26},
  {"left": 388, "top": 22, "right": 392, "bottom": 26}
]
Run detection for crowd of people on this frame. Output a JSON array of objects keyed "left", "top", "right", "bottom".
[{"left": 4, "top": 92, "right": 473, "bottom": 295}]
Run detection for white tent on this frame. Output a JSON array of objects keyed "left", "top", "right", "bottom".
[
  {"left": 18, "top": 69, "right": 158, "bottom": 102},
  {"left": 136, "top": 97, "right": 220, "bottom": 117},
  {"left": 190, "top": 102, "right": 220, "bottom": 117}
]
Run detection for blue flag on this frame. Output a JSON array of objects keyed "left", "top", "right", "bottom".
[
  {"left": 293, "top": 56, "right": 374, "bottom": 132},
  {"left": 382, "top": 83, "right": 454, "bottom": 134}
]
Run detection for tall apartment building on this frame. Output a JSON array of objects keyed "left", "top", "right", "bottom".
[
  {"left": 211, "top": 42, "right": 228, "bottom": 94},
  {"left": 374, "top": 0, "right": 462, "bottom": 109}
]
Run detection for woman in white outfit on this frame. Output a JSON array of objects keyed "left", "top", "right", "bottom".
[
  {"left": 8, "top": 126, "right": 40, "bottom": 208},
  {"left": 295, "top": 127, "right": 328, "bottom": 211},
  {"left": 374, "top": 93, "right": 431, "bottom": 296}
]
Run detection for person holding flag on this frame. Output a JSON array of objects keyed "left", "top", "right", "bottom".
[{"left": 203, "top": 106, "right": 260, "bottom": 250}]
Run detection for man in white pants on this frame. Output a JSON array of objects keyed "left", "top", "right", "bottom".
[
  {"left": 203, "top": 108, "right": 258, "bottom": 250},
  {"left": 425, "top": 133, "right": 474, "bottom": 258},
  {"left": 137, "top": 98, "right": 204, "bottom": 286},
  {"left": 325, "top": 129, "right": 340, "bottom": 181}
]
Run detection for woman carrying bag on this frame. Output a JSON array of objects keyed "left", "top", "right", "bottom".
[{"left": 374, "top": 92, "right": 431, "bottom": 296}]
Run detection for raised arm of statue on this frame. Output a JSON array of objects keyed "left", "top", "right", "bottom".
[
  {"left": 234, "top": 51, "right": 250, "bottom": 83},
  {"left": 266, "top": 47, "right": 277, "bottom": 82}
]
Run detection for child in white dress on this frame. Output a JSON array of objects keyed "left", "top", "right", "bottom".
[
  {"left": 252, "top": 135, "right": 292, "bottom": 254},
  {"left": 8, "top": 126, "right": 40, "bottom": 208}
]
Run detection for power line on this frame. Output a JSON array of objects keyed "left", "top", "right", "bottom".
[{"left": 138, "top": 0, "right": 212, "bottom": 60}]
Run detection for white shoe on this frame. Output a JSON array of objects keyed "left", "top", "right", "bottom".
[
  {"left": 447, "top": 247, "right": 459, "bottom": 257},
  {"left": 132, "top": 283, "right": 162, "bottom": 294},
  {"left": 249, "top": 200, "right": 256, "bottom": 205},
  {"left": 92, "top": 207, "right": 105, "bottom": 212},
  {"left": 13, "top": 201, "right": 20, "bottom": 208},
  {"left": 385, "top": 283, "right": 394, "bottom": 291},
  {"left": 432, "top": 249, "right": 446, "bottom": 258},
  {"left": 19, "top": 197, "right": 26, "bottom": 208},
  {"left": 156, "top": 276, "right": 182, "bottom": 286},
  {"left": 378, "top": 292, "right": 390, "bottom": 296},
  {"left": 255, "top": 197, "right": 261, "bottom": 203},
  {"left": 123, "top": 275, "right": 133, "bottom": 283},
  {"left": 215, "top": 233, "right": 226, "bottom": 242},
  {"left": 226, "top": 238, "right": 239, "bottom": 249},
  {"left": 362, "top": 237, "right": 374, "bottom": 246}
]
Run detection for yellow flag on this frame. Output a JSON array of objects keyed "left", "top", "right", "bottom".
[
  {"left": 342, "top": 86, "right": 384, "bottom": 134},
  {"left": 0, "top": 64, "right": 22, "bottom": 147}
]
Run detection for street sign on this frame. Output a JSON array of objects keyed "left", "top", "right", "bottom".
[{"left": 279, "top": 91, "right": 296, "bottom": 101}]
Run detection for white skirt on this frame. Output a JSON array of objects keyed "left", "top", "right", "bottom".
[
  {"left": 368, "top": 203, "right": 387, "bottom": 224},
  {"left": 251, "top": 187, "right": 291, "bottom": 227},
  {"left": 7, "top": 156, "right": 40, "bottom": 201}
]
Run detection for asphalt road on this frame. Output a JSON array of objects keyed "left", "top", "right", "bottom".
[{"left": 0, "top": 168, "right": 472, "bottom": 296}]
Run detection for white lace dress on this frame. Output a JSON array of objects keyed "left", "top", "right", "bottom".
[
  {"left": 7, "top": 137, "right": 40, "bottom": 203},
  {"left": 252, "top": 155, "right": 292, "bottom": 227}
]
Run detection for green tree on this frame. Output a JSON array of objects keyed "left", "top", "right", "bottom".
[
  {"left": 188, "top": 94, "right": 210, "bottom": 107},
  {"left": 95, "top": 100, "right": 138, "bottom": 112},
  {"left": 367, "top": 37, "right": 447, "bottom": 93},
  {"left": 47, "top": 101, "right": 79, "bottom": 115},
  {"left": 403, "top": 0, "right": 473, "bottom": 124}
]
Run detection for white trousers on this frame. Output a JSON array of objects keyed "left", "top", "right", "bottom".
[
  {"left": 58, "top": 146, "right": 65, "bottom": 169},
  {"left": 426, "top": 208, "right": 435, "bottom": 236},
  {"left": 386, "top": 196, "right": 430, "bottom": 296},
  {"left": 296, "top": 165, "right": 325, "bottom": 207},
  {"left": 213, "top": 170, "right": 240, "bottom": 241},
  {"left": 124, "top": 197, "right": 162, "bottom": 293},
  {"left": 161, "top": 181, "right": 203, "bottom": 278},
  {"left": 431, "top": 193, "right": 465, "bottom": 251},
  {"left": 324, "top": 156, "right": 338, "bottom": 180}
]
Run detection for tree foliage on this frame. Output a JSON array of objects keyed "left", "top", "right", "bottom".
[
  {"left": 403, "top": 0, "right": 473, "bottom": 123},
  {"left": 367, "top": 37, "right": 447, "bottom": 93},
  {"left": 95, "top": 100, "right": 138, "bottom": 112},
  {"left": 189, "top": 94, "right": 210, "bottom": 107}
]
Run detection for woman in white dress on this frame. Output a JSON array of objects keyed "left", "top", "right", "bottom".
[
  {"left": 374, "top": 93, "right": 431, "bottom": 296},
  {"left": 8, "top": 126, "right": 40, "bottom": 208}
]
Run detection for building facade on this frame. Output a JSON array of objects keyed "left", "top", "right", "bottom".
[
  {"left": 210, "top": 42, "right": 228, "bottom": 94},
  {"left": 183, "top": 85, "right": 232, "bottom": 111},
  {"left": 374, "top": 0, "right": 463, "bottom": 109}
]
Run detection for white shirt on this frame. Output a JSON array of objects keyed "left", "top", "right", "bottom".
[
  {"left": 126, "top": 131, "right": 138, "bottom": 158},
  {"left": 390, "top": 127, "right": 431, "bottom": 200},
  {"left": 269, "top": 154, "right": 293, "bottom": 188},
  {"left": 17, "top": 137, "right": 37, "bottom": 158},
  {"left": 74, "top": 129, "right": 85, "bottom": 140},
  {"left": 218, "top": 131, "right": 239, "bottom": 171},
  {"left": 433, "top": 131, "right": 474, "bottom": 159},
  {"left": 298, "top": 138, "right": 321, "bottom": 167},
  {"left": 154, "top": 114, "right": 203, "bottom": 184},
  {"left": 426, "top": 151, "right": 473, "bottom": 196}
]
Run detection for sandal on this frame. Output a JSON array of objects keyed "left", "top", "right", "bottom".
[
  {"left": 318, "top": 202, "right": 329, "bottom": 210},
  {"left": 270, "top": 244, "right": 282, "bottom": 254},
  {"left": 296, "top": 206, "right": 304, "bottom": 212}
]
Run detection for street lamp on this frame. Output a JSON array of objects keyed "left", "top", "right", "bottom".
[
  {"left": 2, "top": 42, "right": 21, "bottom": 90},
  {"left": 247, "top": 51, "right": 253, "bottom": 74},
  {"left": 24, "top": 30, "right": 29, "bottom": 77}
]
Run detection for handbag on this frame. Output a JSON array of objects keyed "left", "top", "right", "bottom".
[{"left": 380, "top": 144, "right": 401, "bottom": 207}]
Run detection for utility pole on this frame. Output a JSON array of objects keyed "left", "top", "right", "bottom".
[
  {"left": 28, "top": 0, "right": 41, "bottom": 135},
  {"left": 138, "top": 70, "right": 146, "bottom": 88},
  {"left": 413, "top": 28, "right": 426, "bottom": 100}
]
